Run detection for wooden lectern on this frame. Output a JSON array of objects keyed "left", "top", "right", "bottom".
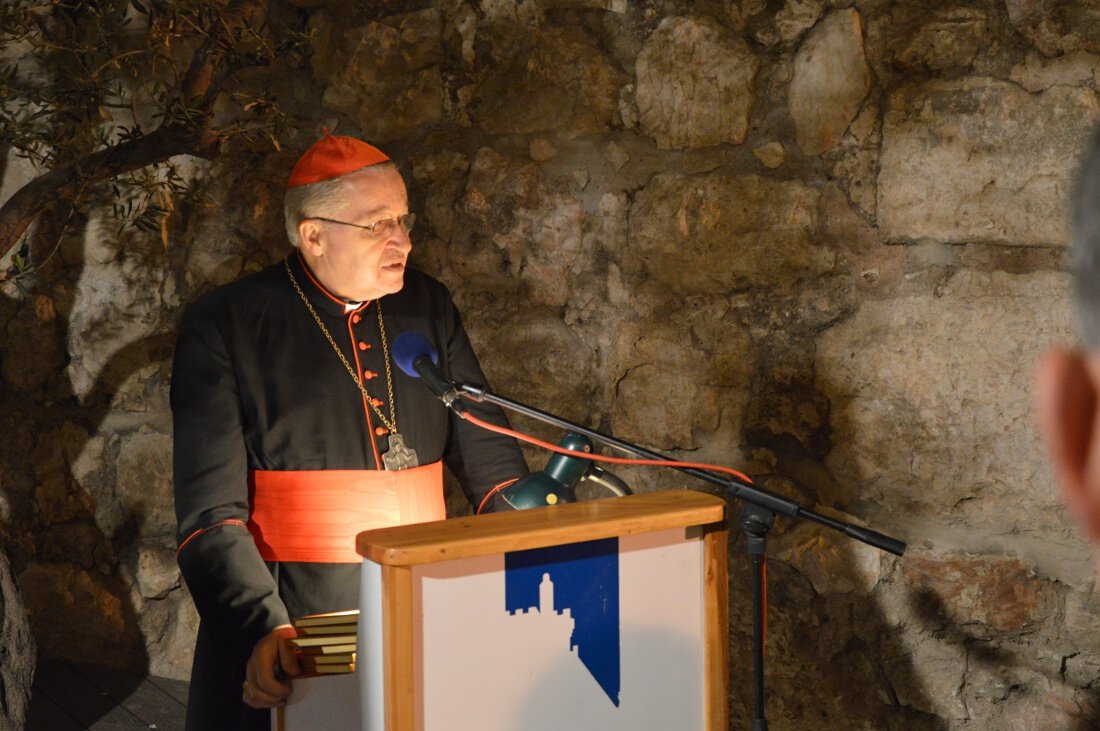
[{"left": 278, "top": 490, "right": 728, "bottom": 730}]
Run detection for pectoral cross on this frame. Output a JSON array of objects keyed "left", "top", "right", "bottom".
[{"left": 382, "top": 432, "right": 419, "bottom": 471}]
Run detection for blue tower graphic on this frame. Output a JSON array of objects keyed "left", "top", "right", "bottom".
[{"left": 504, "top": 537, "right": 620, "bottom": 706}]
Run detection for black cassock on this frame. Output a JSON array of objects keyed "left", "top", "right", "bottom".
[{"left": 171, "top": 253, "right": 526, "bottom": 730}]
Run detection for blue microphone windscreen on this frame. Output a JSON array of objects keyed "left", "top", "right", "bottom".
[{"left": 392, "top": 331, "right": 439, "bottom": 378}]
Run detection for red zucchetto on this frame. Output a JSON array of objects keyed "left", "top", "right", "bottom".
[{"left": 286, "top": 133, "right": 390, "bottom": 189}]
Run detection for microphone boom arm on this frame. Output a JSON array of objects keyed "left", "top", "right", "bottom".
[{"left": 456, "top": 382, "right": 905, "bottom": 556}]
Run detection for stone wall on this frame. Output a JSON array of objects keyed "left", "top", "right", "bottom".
[
  {"left": 0, "top": 550, "right": 33, "bottom": 730},
  {"left": 2, "top": 0, "right": 1099, "bottom": 728}
]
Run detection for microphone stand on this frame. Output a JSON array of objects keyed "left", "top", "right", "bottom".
[{"left": 455, "top": 382, "right": 905, "bottom": 731}]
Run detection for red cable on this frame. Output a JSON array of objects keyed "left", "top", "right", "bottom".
[
  {"left": 477, "top": 477, "right": 519, "bottom": 515},
  {"left": 459, "top": 410, "right": 754, "bottom": 485}
]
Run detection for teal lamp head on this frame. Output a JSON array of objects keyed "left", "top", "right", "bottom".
[{"left": 500, "top": 433, "right": 593, "bottom": 510}]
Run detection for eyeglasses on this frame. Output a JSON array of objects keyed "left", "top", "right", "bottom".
[{"left": 304, "top": 213, "right": 416, "bottom": 237}]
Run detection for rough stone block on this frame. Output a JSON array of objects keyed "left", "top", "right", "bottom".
[
  {"left": 472, "top": 28, "right": 626, "bottom": 136},
  {"left": 878, "top": 78, "right": 1099, "bottom": 246},
  {"left": 461, "top": 148, "right": 590, "bottom": 308},
  {"left": 605, "top": 311, "right": 751, "bottom": 459},
  {"left": 626, "top": 171, "right": 832, "bottom": 294},
  {"left": 817, "top": 270, "right": 1086, "bottom": 580},
  {"left": 789, "top": 9, "right": 871, "bottom": 155},
  {"left": 17, "top": 562, "right": 146, "bottom": 669},
  {"left": 112, "top": 428, "right": 175, "bottom": 541},
  {"left": 1006, "top": 0, "right": 1100, "bottom": 57},
  {"left": 636, "top": 16, "right": 759, "bottom": 149},
  {"left": 753, "top": 141, "right": 786, "bottom": 168},
  {"left": 1009, "top": 51, "right": 1098, "bottom": 93},
  {"left": 885, "top": 7, "right": 988, "bottom": 72},
  {"left": 773, "top": 519, "right": 883, "bottom": 595},
  {"left": 312, "top": 9, "right": 444, "bottom": 143},
  {"left": 0, "top": 551, "right": 34, "bottom": 730},
  {"left": 475, "top": 310, "right": 597, "bottom": 428},
  {"left": 902, "top": 553, "right": 1058, "bottom": 634}
]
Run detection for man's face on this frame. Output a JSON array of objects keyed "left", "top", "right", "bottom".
[{"left": 298, "top": 166, "right": 412, "bottom": 302}]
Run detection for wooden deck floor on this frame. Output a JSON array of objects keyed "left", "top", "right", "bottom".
[{"left": 26, "top": 659, "right": 188, "bottom": 730}]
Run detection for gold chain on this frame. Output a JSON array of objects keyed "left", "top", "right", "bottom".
[{"left": 284, "top": 258, "right": 397, "bottom": 433}]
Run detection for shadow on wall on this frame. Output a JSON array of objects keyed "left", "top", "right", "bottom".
[
  {"left": 723, "top": 502, "right": 946, "bottom": 731},
  {"left": 746, "top": 491, "right": 1100, "bottom": 731},
  {"left": 800, "top": 325, "right": 1100, "bottom": 730},
  {"left": 0, "top": 197, "right": 180, "bottom": 724},
  {"left": 720, "top": 335, "right": 942, "bottom": 728},
  {"left": 904, "top": 582, "right": 1100, "bottom": 731}
]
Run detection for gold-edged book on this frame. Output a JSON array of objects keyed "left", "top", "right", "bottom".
[
  {"left": 295, "top": 663, "right": 356, "bottom": 678},
  {"left": 294, "top": 642, "right": 357, "bottom": 655},
  {"left": 288, "top": 609, "right": 359, "bottom": 674},
  {"left": 290, "top": 609, "right": 359, "bottom": 629},
  {"left": 300, "top": 656, "right": 356, "bottom": 672},
  {"left": 293, "top": 622, "right": 358, "bottom": 637},
  {"left": 301, "top": 652, "right": 355, "bottom": 665},
  {"left": 290, "top": 634, "right": 356, "bottom": 648}
]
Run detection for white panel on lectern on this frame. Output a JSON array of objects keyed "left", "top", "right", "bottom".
[{"left": 416, "top": 527, "right": 705, "bottom": 730}]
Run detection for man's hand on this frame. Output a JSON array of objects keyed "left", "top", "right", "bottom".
[{"left": 242, "top": 625, "right": 301, "bottom": 708}]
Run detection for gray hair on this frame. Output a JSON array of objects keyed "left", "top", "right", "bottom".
[
  {"left": 283, "top": 161, "right": 399, "bottom": 247},
  {"left": 1072, "top": 124, "right": 1100, "bottom": 348}
]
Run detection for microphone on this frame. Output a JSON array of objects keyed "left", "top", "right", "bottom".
[{"left": 391, "top": 331, "right": 461, "bottom": 408}]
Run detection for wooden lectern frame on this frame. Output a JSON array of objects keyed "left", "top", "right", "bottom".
[{"left": 355, "top": 490, "right": 729, "bottom": 731}]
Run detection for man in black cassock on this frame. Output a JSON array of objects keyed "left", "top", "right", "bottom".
[{"left": 172, "top": 135, "right": 527, "bottom": 730}]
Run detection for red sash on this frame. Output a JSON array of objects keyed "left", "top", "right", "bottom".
[{"left": 247, "top": 462, "right": 445, "bottom": 563}]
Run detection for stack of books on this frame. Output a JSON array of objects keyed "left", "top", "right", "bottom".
[{"left": 289, "top": 609, "right": 358, "bottom": 676}]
